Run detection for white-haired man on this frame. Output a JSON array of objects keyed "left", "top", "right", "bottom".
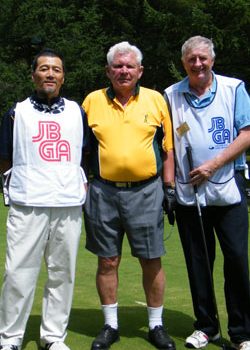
[
  {"left": 164, "top": 35, "right": 250, "bottom": 350},
  {"left": 82, "top": 41, "right": 176, "bottom": 350}
]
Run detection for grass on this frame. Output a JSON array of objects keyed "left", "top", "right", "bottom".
[{"left": 0, "top": 202, "right": 249, "bottom": 350}]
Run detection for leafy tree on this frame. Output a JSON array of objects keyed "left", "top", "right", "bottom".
[
  {"left": 0, "top": 0, "right": 107, "bottom": 112},
  {"left": 205, "top": 0, "right": 250, "bottom": 85},
  {"left": 0, "top": 0, "right": 249, "bottom": 119},
  {"left": 142, "top": 0, "right": 249, "bottom": 90}
]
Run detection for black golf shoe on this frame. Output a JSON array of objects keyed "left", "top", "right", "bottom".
[
  {"left": 148, "top": 325, "right": 176, "bottom": 349},
  {"left": 91, "top": 324, "right": 120, "bottom": 350}
]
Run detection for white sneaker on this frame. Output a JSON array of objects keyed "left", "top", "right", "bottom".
[
  {"left": 232, "top": 341, "right": 250, "bottom": 350},
  {"left": 43, "top": 343, "right": 71, "bottom": 350},
  {"left": 0, "top": 346, "right": 21, "bottom": 350},
  {"left": 185, "top": 330, "right": 220, "bottom": 348}
]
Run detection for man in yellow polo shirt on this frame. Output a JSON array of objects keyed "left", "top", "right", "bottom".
[{"left": 82, "top": 41, "right": 176, "bottom": 350}]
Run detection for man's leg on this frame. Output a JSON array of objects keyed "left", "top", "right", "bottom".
[
  {"left": 91, "top": 256, "right": 120, "bottom": 350},
  {"left": 118, "top": 178, "right": 175, "bottom": 349},
  {"left": 176, "top": 205, "right": 218, "bottom": 336},
  {"left": 0, "top": 205, "right": 49, "bottom": 348},
  {"left": 139, "top": 257, "right": 165, "bottom": 329},
  {"left": 40, "top": 206, "right": 82, "bottom": 347},
  {"left": 96, "top": 256, "right": 121, "bottom": 327},
  {"left": 139, "top": 257, "right": 175, "bottom": 349},
  {"left": 215, "top": 173, "right": 250, "bottom": 346},
  {"left": 175, "top": 204, "right": 221, "bottom": 349},
  {"left": 96, "top": 256, "right": 120, "bottom": 305},
  {"left": 139, "top": 257, "right": 165, "bottom": 306},
  {"left": 83, "top": 180, "right": 123, "bottom": 350}
]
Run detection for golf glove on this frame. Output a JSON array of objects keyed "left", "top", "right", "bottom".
[{"left": 163, "top": 185, "right": 177, "bottom": 226}]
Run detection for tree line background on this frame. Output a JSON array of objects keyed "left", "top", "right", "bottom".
[{"left": 0, "top": 0, "right": 249, "bottom": 117}]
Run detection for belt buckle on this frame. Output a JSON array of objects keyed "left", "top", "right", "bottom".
[{"left": 115, "top": 182, "right": 128, "bottom": 188}]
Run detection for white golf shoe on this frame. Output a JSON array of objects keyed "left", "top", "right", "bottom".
[
  {"left": 185, "top": 330, "right": 220, "bottom": 348},
  {"left": 42, "top": 343, "right": 71, "bottom": 350},
  {"left": 0, "top": 346, "right": 21, "bottom": 350},
  {"left": 232, "top": 341, "right": 250, "bottom": 350}
]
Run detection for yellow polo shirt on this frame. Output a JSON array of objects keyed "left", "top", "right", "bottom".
[{"left": 82, "top": 86, "right": 173, "bottom": 181}]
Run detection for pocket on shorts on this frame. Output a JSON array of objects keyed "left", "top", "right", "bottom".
[{"left": 83, "top": 183, "right": 98, "bottom": 220}]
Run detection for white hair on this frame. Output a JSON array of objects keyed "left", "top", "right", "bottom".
[
  {"left": 106, "top": 41, "right": 143, "bottom": 65},
  {"left": 181, "top": 35, "right": 216, "bottom": 60}
]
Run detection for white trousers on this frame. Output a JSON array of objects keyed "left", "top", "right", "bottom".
[{"left": 0, "top": 204, "right": 82, "bottom": 347}]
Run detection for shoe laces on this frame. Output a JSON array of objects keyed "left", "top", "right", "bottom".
[{"left": 154, "top": 325, "right": 167, "bottom": 336}]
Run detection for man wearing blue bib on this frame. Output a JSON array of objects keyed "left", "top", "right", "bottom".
[{"left": 164, "top": 36, "right": 250, "bottom": 350}]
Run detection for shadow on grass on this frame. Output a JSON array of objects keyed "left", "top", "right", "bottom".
[
  {"left": 68, "top": 307, "right": 231, "bottom": 347},
  {"left": 23, "top": 307, "right": 194, "bottom": 348},
  {"left": 68, "top": 307, "right": 194, "bottom": 338},
  {"left": 23, "top": 307, "right": 230, "bottom": 349}
]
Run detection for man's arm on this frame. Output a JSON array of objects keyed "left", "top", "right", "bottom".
[
  {"left": 0, "top": 105, "right": 15, "bottom": 175},
  {"left": 162, "top": 149, "right": 176, "bottom": 225},
  {"left": 161, "top": 97, "right": 177, "bottom": 223},
  {"left": 162, "top": 149, "right": 175, "bottom": 186},
  {"left": 189, "top": 82, "right": 250, "bottom": 186},
  {"left": 189, "top": 127, "right": 250, "bottom": 185},
  {"left": 79, "top": 106, "right": 89, "bottom": 175}
]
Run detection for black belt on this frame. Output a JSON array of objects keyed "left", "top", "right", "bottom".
[{"left": 95, "top": 175, "right": 159, "bottom": 188}]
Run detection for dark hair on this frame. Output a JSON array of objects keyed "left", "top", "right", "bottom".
[{"left": 31, "top": 48, "right": 65, "bottom": 72}]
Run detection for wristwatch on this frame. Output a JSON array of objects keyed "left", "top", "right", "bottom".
[{"left": 164, "top": 181, "right": 175, "bottom": 189}]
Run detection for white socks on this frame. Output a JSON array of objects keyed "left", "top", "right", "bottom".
[
  {"left": 147, "top": 305, "right": 163, "bottom": 330},
  {"left": 102, "top": 303, "right": 163, "bottom": 330},
  {"left": 102, "top": 302, "right": 118, "bottom": 329}
]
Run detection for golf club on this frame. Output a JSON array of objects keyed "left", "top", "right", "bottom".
[{"left": 185, "top": 146, "right": 234, "bottom": 350}]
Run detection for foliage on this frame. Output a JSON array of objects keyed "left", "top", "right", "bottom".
[
  {"left": 0, "top": 0, "right": 249, "bottom": 115},
  {"left": 0, "top": 0, "right": 107, "bottom": 109}
]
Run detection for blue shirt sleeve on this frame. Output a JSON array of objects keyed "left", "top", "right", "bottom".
[
  {"left": 234, "top": 83, "right": 250, "bottom": 170},
  {"left": 234, "top": 82, "right": 250, "bottom": 131}
]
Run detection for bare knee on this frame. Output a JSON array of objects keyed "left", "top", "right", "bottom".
[
  {"left": 139, "top": 257, "right": 162, "bottom": 272},
  {"left": 97, "top": 256, "right": 120, "bottom": 275}
]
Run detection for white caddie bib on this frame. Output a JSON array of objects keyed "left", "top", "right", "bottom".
[
  {"left": 9, "top": 98, "right": 87, "bottom": 206},
  {"left": 165, "top": 75, "right": 242, "bottom": 206}
]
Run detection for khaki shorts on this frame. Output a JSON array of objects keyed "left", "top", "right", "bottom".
[{"left": 83, "top": 177, "right": 165, "bottom": 258}]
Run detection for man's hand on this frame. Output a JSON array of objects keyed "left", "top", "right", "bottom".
[{"left": 163, "top": 184, "right": 177, "bottom": 225}]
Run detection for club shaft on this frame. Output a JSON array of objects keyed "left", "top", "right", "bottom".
[{"left": 186, "top": 147, "right": 223, "bottom": 340}]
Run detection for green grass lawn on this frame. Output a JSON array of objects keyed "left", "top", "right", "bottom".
[{"left": 0, "top": 202, "right": 248, "bottom": 350}]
